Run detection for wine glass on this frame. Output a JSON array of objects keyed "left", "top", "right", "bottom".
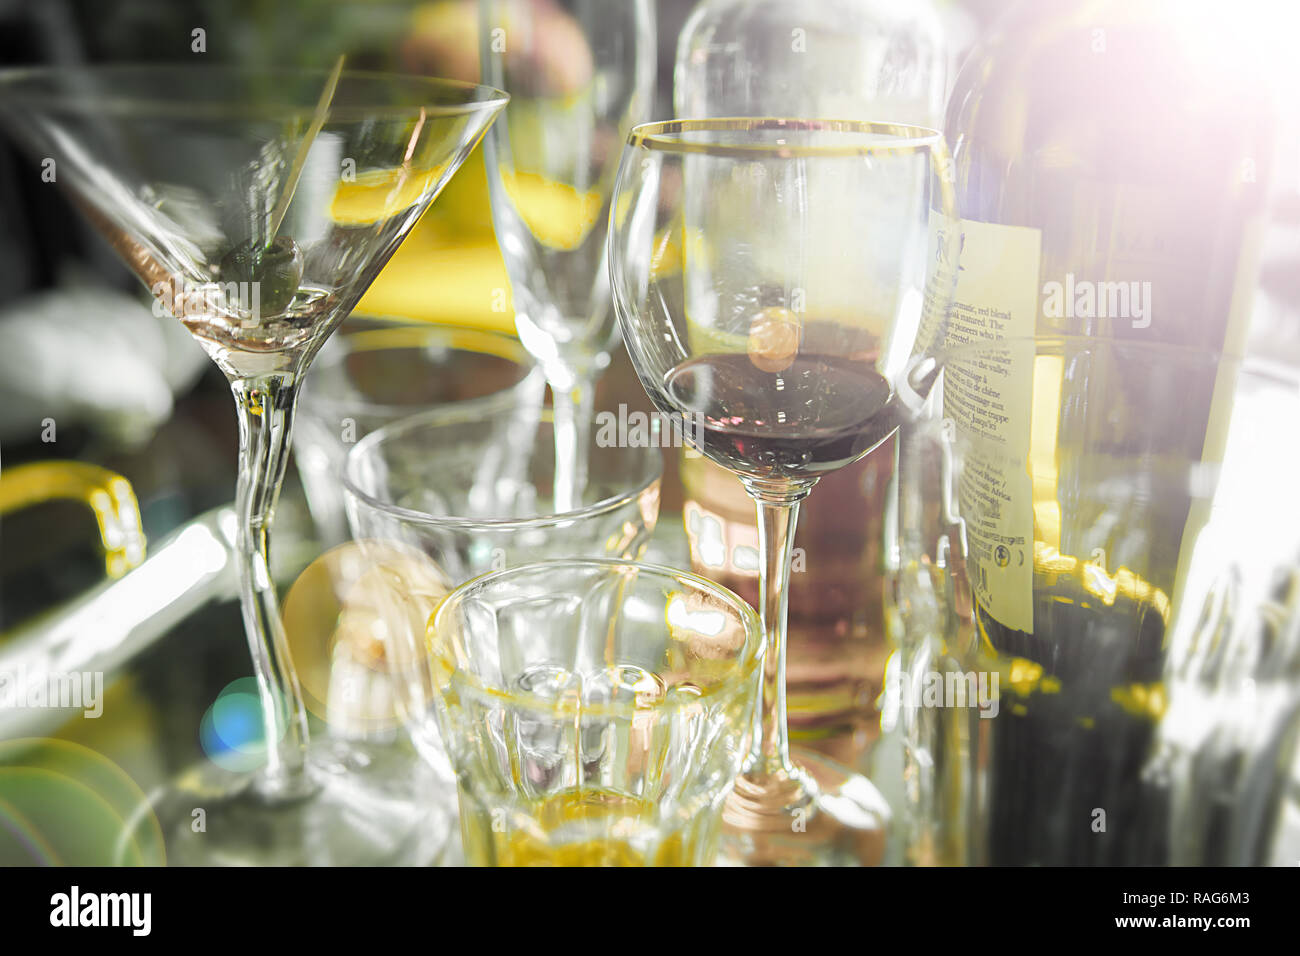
[
  {"left": 673, "top": 0, "right": 947, "bottom": 754},
  {"left": 608, "top": 118, "right": 958, "bottom": 865},
  {"left": 478, "top": 0, "right": 656, "bottom": 510},
  {"left": 0, "top": 64, "right": 507, "bottom": 865}
]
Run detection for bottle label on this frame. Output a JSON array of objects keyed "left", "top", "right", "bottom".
[{"left": 940, "top": 215, "right": 1042, "bottom": 634}]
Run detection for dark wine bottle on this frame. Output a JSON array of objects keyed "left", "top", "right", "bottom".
[{"left": 939, "top": 0, "right": 1278, "bottom": 865}]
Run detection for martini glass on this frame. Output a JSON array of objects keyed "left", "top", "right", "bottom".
[
  {"left": 608, "top": 119, "right": 958, "bottom": 865},
  {"left": 0, "top": 65, "right": 506, "bottom": 865}
]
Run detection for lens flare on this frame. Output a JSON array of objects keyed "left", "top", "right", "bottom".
[
  {"left": 0, "top": 738, "right": 163, "bottom": 866},
  {"left": 199, "top": 678, "right": 270, "bottom": 772},
  {"left": 282, "top": 541, "right": 450, "bottom": 732}
]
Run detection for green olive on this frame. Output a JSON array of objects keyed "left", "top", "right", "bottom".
[{"left": 219, "top": 236, "right": 304, "bottom": 316}]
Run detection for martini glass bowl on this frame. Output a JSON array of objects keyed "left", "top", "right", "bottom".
[{"left": 0, "top": 65, "right": 506, "bottom": 865}]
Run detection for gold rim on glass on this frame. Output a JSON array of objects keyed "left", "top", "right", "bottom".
[{"left": 626, "top": 117, "right": 945, "bottom": 158}]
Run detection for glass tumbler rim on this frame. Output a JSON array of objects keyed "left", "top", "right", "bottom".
[
  {"left": 0, "top": 64, "right": 510, "bottom": 121},
  {"left": 428, "top": 557, "right": 765, "bottom": 719},
  {"left": 626, "top": 117, "right": 945, "bottom": 158},
  {"left": 342, "top": 406, "right": 663, "bottom": 532},
  {"left": 304, "top": 322, "right": 541, "bottom": 420}
]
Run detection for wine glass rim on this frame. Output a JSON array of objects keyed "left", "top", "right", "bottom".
[
  {"left": 342, "top": 406, "right": 663, "bottom": 531},
  {"left": 429, "top": 558, "right": 765, "bottom": 717},
  {"left": 627, "top": 118, "right": 944, "bottom": 157},
  {"left": 303, "top": 323, "right": 541, "bottom": 419},
  {"left": 0, "top": 64, "right": 509, "bottom": 119}
]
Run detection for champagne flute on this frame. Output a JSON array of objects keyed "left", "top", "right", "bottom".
[
  {"left": 478, "top": 0, "right": 656, "bottom": 510},
  {"left": 608, "top": 118, "right": 957, "bottom": 865}
]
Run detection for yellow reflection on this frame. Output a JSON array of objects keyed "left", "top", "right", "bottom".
[
  {"left": 351, "top": 147, "right": 514, "bottom": 332},
  {"left": 1111, "top": 681, "right": 1168, "bottom": 721},
  {"left": 473, "top": 788, "right": 686, "bottom": 867},
  {"left": 331, "top": 165, "right": 445, "bottom": 225},
  {"left": 1033, "top": 541, "right": 1172, "bottom": 622},
  {"left": 1002, "top": 657, "right": 1062, "bottom": 698},
  {"left": 650, "top": 222, "right": 682, "bottom": 276},
  {"left": 0, "top": 462, "right": 146, "bottom": 578},
  {"left": 1028, "top": 355, "right": 1064, "bottom": 549},
  {"left": 500, "top": 169, "right": 601, "bottom": 250}
]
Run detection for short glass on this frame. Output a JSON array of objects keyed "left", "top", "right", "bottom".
[
  {"left": 429, "top": 558, "right": 764, "bottom": 866},
  {"left": 341, "top": 406, "right": 663, "bottom": 775},
  {"left": 295, "top": 321, "right": 544, "bottom": 546}
]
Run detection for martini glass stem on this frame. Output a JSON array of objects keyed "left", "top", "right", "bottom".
[
  {"left": 743, "top": 479, "right": 815, "bottom": 782},
  {"left": 550, "top": 373, "right": 595, "bottom": 514},
  {"left": 230, "top": 373, "right": 314, "bottom": 797}
]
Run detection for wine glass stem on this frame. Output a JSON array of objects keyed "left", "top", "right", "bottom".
[
  {"left": 745, "top": 481, "right": 815, "bottom": 780},
  {"left": 230, "top": 373, "right": 314, "bottom": 798},
  {"left": 550, "top": 374, "right": 595, "bottom": 513}
]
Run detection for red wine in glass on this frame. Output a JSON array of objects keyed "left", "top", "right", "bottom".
[{"left": 658, "top": 352, "right": 900, "bottom": 481}]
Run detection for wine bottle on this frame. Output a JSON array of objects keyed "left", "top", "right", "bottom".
[{"left": 940, "top": 0, "right": 1278, "bottom": 865}]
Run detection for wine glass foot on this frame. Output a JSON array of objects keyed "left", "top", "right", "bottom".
[
  {"left": 717, "top": 746, "right": 890, "bottom": 866},
  {"left": 118, "top": 740, "right": 455, "bottom": 866}
]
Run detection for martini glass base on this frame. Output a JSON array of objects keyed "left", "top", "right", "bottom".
[
  {"left": 717, "top": 746, "right": 890, "bottom": 866},
  {"left": 119, "top": 740, "right": 454, "bottom": 867}
]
